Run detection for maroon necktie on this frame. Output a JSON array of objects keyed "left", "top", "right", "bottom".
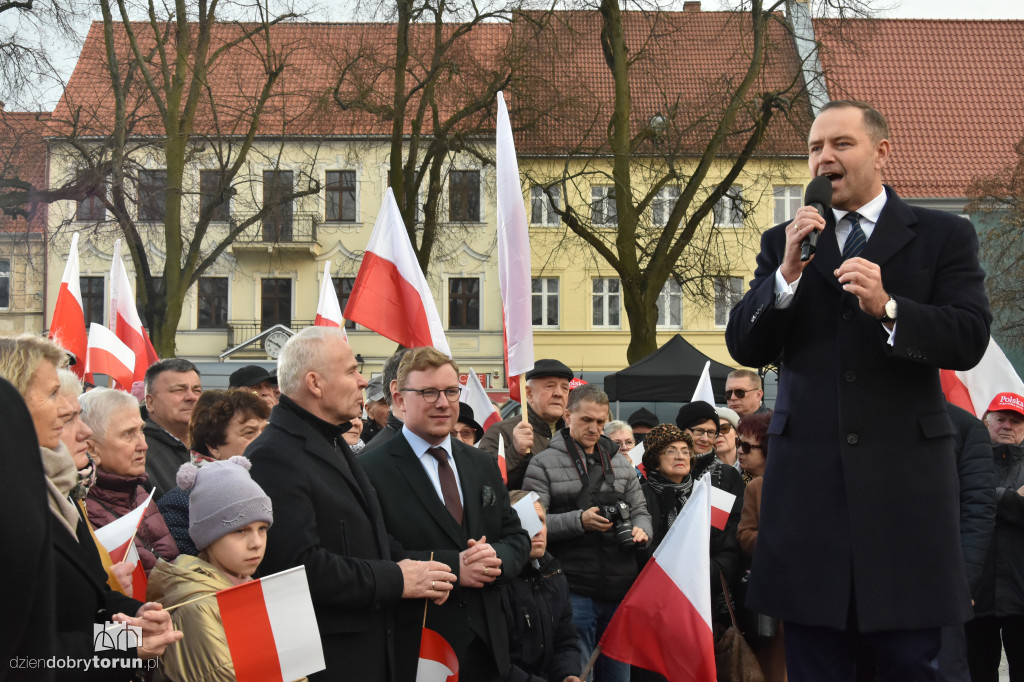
[{"left": 428, "top": 447, "right": 463, "bottom": 525}]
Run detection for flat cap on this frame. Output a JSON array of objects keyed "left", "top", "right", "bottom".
[{"left": 524, "top": 359, "right": 574, "bottom": 382}]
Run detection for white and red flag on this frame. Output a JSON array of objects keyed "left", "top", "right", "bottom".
[
  {"left": 495, "top": 91, "right": 535, "bottom": 400},
  {"left": 709, "top": 484, "right": 736, "bottom": 531},
  {"left": 87, "top": 323, "right": 136, "bottom": 391},
  {"left": 109, "top": 240, "right": 159, "bottom": 386},
  {"left": 344, "top": 188, "right": 450, "bottom": 356},
  {"left": 691, "top": 361, "right": 716, "bottom": 407},
  {"left": 599, "top": 476, "right": 715, "bottom": 682},
  {"left": 463, "top": 368, "right": 501, "bottom": 432},
  {"left": 93, "top": 489, "right": 154, "bottom": 601},
  {"left": 314, "top": 261, "right": 348, "bottom": 338},
  {"left": 216, "top": 565, "right": 326, "bottom": 682},
  {"left": 416, "top": 627, "right": 459, "bottom": 682},
  {"left": 49, "top": 232, "right": 88, "bottom": 379},
  {"left": 941, "top": 336, "right": 1024, "bottom": 417}
]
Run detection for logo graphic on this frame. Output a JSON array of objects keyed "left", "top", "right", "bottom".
[{"left": 93, "top": 622, "right": 142, "bottom": 652}]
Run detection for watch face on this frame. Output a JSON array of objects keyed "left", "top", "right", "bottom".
[{"left": 885, "top": 298, "right": 898, "bottom": 319}]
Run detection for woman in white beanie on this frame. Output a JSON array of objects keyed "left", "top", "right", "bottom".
[{"left": 148, "top": 456, "right": 274, "bottom": 681}]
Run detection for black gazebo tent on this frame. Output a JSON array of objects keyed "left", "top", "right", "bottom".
[{"left": 603, "top": 334, "right": 736, "bottom": 402}]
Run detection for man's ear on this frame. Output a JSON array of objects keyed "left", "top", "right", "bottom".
[{"left": 305, "top": 370, "right": 321, "bottom": 398}]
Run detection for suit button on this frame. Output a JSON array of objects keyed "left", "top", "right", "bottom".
[
  {"left": 844, "top": 371, "right": 856, "bottom": 382},
  {"left": 847, "top": 433, "right": 859, "bottom": 445},
  {"left": 842, "top": 309, "right": 853, "bottom": 320},
  {"left": 95, "top": 609, "right": 110, "bottom": 622},
  {"left": 459, "top": 600, "right": 466, "bottom": 608}
]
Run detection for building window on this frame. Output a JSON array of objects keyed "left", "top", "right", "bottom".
[
  {"left": 76, "top": 170, "right": 106, "bottom": 222},
  {"left": 448, "top": 277, "right": 480, "bottom": 330},
  {"left": 326, "top": 171, "right": 357, "bottom": 222},
  {"left": 773, "top": 185, "right": 801, "bottom": 224},
  {"left": 261, "top": 278, "right": 291, "bottom": 330},
  {"left": 714, "top": 276, "right": 744, "bottom": 326},
  {"left": 263, "top": 170, "right": 294, "bottom": 241},
  {"left": 137, "top": 169, "right": 167, "bottom": 222},
  {"left": 530, "top": 185, "right": 561, "bottom": 226},
  {"left": 80, "top": 276, "right": 105, "bottom": 328},
  {"left": 713, "top": 184, "right": 745, "bottom": 228},
  {"left": 531, "top": 277, "right": 559, "bottom": 327},
  {"left": 332, "top": 277, "right": 357, "bottom": 330},
  {"left": 592, "top": 277, "right": 620, "bottom": 328},
  {"left": 449, "top": 170, "right": 480, "bottom": 222},
  {"left": 657, "top": 279, "right": 683, "bottom": 328},
  {"left": 0, "top": 259, "right": 9, "bottom": 308},
  {"left": 652, "top": 186, "right": 681, "bottom": 226},
  {"left": 591, "top": 185, "right": 617, "bottom": 226},
  {"left": 197, "top": 277, "right": 228, "bottom": 328},
  {"left": 200, "top": 171, "right": 231, "bottom": 223}
]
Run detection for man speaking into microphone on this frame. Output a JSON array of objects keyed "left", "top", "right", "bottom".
[{"left": 726, "top": 100, "right": 991, "bottom": 681}]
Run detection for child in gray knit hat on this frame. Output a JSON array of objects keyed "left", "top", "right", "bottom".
[{"left": 146, "top": 456, "right": 274, "bottom": 680}]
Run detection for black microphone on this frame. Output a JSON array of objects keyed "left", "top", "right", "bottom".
[{"left": 800, "top": 175, "right": 832, "bottom": 262}]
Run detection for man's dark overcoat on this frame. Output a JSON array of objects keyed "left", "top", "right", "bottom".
[
  {"left": 725, "top": 187, "right": 991, "bottom": 632},
  {"left": 361, "top": 433, "right": 530, "bottom": 680},
  {"left": 247, "top": 399, "right": 407, "bottom": 681}
]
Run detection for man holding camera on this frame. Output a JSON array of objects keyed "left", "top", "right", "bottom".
[{"left": 524, "top": 384, "right": 652, "bottom": 682}]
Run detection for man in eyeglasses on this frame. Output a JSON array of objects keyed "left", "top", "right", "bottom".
[
  {"left": 724, "top": 369, "right": 764, "bottom": 418},
  {"left": 362, "top": 346, "right": 529, "bottom": 681}
]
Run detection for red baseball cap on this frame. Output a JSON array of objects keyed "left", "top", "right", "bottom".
[{"left": 986, "top": 392, "right": 1024, "bottom": 417}]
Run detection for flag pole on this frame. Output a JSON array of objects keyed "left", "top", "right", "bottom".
[
  {"left": 519, "top": 374, "right": 530, "bottom": 454},
  {"left": 165, "top": 592, "right": 215, "bottom": 613},
  {"left": 580, "top": 644, "right": 601, "bottom": 681},
  {"left": 423, "top": 551, "right": 434, "bottom": 628}
]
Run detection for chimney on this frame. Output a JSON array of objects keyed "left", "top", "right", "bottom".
[{"left": 683, "top": 1, "right": 700, "bottom": 11}]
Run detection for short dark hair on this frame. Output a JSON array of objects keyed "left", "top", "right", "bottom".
[
  {"left": 382, "top": 348, "right": 411, "bottom": 407},
  {"left": 736, "top": 409, "right": 774, "bottom": 460},
  {"left": 145, "top": 357, "right": 200, "bottom": 395},
  {"left": 188, "top": 389, "right": 270, "bottom": 457},
  {"left": 567, "top": 384, "right": 609, "bottom": 412},
  {"left": 819, "top": 99, "right": 890, "bottom": 143}
]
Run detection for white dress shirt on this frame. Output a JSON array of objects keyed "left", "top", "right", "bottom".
[{"left": 403, "top": 426, "right": 465, "bottom": 506}]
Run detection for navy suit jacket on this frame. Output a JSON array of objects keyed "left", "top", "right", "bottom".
[{"left": 726, "top": 187, "right": 991, "bottom": 632}]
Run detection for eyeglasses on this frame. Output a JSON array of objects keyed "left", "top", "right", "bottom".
[
  {"left": 399, "top": 387, "right": 461, "bottom": 403},
  {"left": 718, "top": 422, "right": 732, "bottom": 434},
  {"left": 687, "top": 427, "right": 719, "bottom": 439},
  {"left": 612, "top": 438, "right": 636, "bottom": 450},
  {"left": 737, "top": 441, "right": 764, "bottom": 454},
  {"left": 725, "top": 388, "right": 759, "bottom": 400},
  {"left": 451, "top": 428, "right": 477, "bottom": 440}
]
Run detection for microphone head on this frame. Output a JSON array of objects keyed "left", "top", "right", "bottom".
[{"left": 805, "top": 175, "right": 833, "bottom": 208}]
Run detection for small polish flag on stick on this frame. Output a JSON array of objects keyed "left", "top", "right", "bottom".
[
  {"left": 314, "top": 261, "right": 348, "bottom": 339},
  {"left": 708, "top": 484, "right": 736, "bottom": 531},
  {"left": 49, "top": 232, "right": 88, "bottom": 380},
  {"left": 417, "top": 627, "right": 459, "bottom": 682},
  {"left": 496, "top": 437, "right": 509, "bottom": 485},
  {"left": 941, "top": 336, "right": 1024, "bottom": 417},
  {"left": 93, "top": 489, "right": 154, "bottom": 602},
  {"left": 345, "top": 188, "right": 450, "bottom": 356},
  {"left": 691, "top": 361, "right": 716, "bottom": 406},
  {"left": 216, "top": 565, "right": 326, "bottom": 682},
  {"left": 598, "top": 476, "right": 716, "bottom": 682},
  {"left": 87, "top": 323, "right": 136, "bottom": 391}
]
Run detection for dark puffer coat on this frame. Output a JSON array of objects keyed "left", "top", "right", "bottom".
[
  {"left": 86, "top": 469, "right": 179, "bottom": 572},
  {"left": 972, "top": 443, "right": 1024, "bottom": 618}
]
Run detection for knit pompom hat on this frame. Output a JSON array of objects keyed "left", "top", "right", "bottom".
[{"left": 178, "top": 456, "right": 273, "bottom": 551}]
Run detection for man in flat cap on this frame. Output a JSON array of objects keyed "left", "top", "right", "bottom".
[
  {"left": 479, "top": 359, "right": 574, "bottom": 489},
  {"left": 229, "top": 364, "right": 278, "bottom": 409}
]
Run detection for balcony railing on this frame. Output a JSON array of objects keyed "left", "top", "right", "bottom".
[
  {"left": 227, "top": 319, "right": 316, "bottom": 347},
  {"left": 232, "top": 211, "right": 319, "bottom": 247}
]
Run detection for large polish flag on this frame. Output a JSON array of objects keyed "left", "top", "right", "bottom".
[
  {"left": 344, "top": 188, "right": 451, "bottom": 356},
  {"left": 600, "top": 476, "right": 715, "bottom": 682},
  {"left": 314, "top": 261, "right": 348, "bottom": 339},
  {"left": 217, "top": 566, "right": 326, "bottom": 682},
  {"left": 109, "top": 240, "right": 159, "bottom": 385},
  {"left": 416, "top": 627, "right": 459, "bottom": 682},
  {"left": 94, "top": 489, "right": 154, "bottom": 601},
  {"left": 49, "top": 232, "right": 88, "bottom": 379},
  {"left": 941, "top": 336, "right": 1024, "bottom": 417},
  {"left": 87, "top": 324, "right": 136, "bottom": 391},
  {"left": 495, "top": 92, "right": 535, "bottom": 397}
]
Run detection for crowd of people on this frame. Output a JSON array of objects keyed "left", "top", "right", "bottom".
[{"left": 4, "top": 99, "right": 1021, "bottom": 682}]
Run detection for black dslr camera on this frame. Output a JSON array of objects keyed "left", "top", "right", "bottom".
[{"left": 600, "top": 501, "right": 635, "bottom": 550}]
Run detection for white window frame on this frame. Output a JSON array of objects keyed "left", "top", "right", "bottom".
[
  {"left": 714, "top": 276, "right": 744, "bottom": 327},
  {"left": 530, "top": 185, "right": 561, "bottom": 226},
  {"left": 773, "top": 185, "right": 802, "bottom": 224},
  {"left": 325, "top": 169, "right": 359, "bottom": 223},
  {"left": 652, "top": 185, "right": 681, "bottom": 227},
  {"left": 531, "top": 277, "right": 559, "bottom": 328},
  {"left": 657, "top": 278, "right": 683, "bottom": 329},
  {"left": 592, "top": 277, "right": 621, "bottom": 329},
  {"left": 713, "top": 184, "right": 745, "bottom": 228},
  {"left": 590, "top": 185, "right": 617, "bottom": 226},
  {"left": 446, "top": 274, "right": 483, "bottom": 331}
]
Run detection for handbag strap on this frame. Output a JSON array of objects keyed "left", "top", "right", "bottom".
[{"left": 719, "top": 571, "right": 740, "bottom": 631}]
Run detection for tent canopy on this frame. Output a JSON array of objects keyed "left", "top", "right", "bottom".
[{"left": 604, "top": 334, "right": 736, "bottom": 402}]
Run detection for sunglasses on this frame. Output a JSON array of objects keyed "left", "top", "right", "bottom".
[
  {"left": 737, "top": 441, "right": 764, "bottom": 454},
  {"left": 718, "top": 422, "right": 732, "bottom": 434},
  {"left": 725, "top": 388, "right": 759, "bottom": 399}
]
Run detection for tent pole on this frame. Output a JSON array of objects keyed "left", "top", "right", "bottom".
[{"left": 616, "top": 400, "right": 620, "bottom": 419}]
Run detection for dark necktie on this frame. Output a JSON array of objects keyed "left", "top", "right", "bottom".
[
  {"left": 841, "top": 212, "right": 866, "bottom": 260},
  {"left": 428, "top": 447, "right": 463, "bottom": 525}
]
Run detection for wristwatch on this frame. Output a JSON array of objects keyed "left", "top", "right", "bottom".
[{"left": 879, "top": 295, "right": 897, "bottom": 322}]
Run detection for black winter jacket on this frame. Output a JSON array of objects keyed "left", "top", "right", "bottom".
[
  {"left": 946, "top": 404, "right": 997, "bottom": 596},
  {"left": 502, "top": 553, "right": 580, "bottom": 682},
  {"left": 142, "top": 417, "right": 190, "bottom": 500},
  {"left": 973, "top": 443, "right": 1024, "bottom": 618}
]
